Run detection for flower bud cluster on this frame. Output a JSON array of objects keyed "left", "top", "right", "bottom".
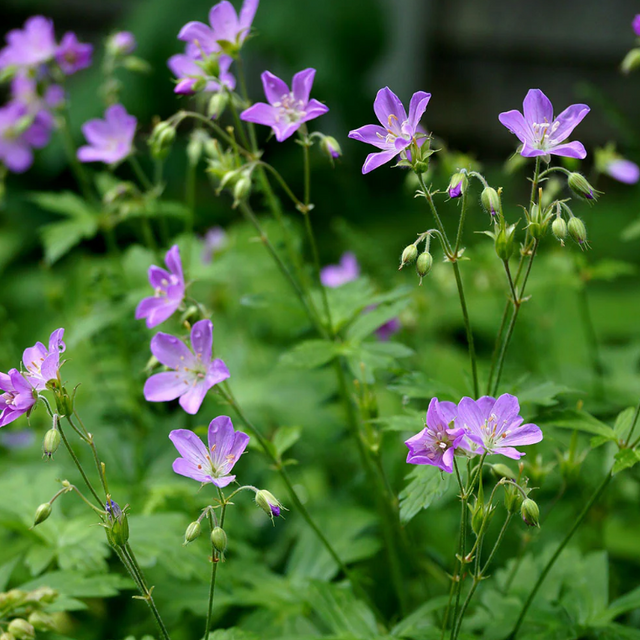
[
  {"left": 398, "top": 233, "right": 434, "bottom": 285},
  {"left": 0, "top": 587, "right": 59, "bottom": 640}
]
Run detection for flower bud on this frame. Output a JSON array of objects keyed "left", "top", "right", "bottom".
[
  {"left": 28, "top": 611, "right": 56, "bottom": 632},
  {"left": 567, "top": 172, "right": 597, "bottom": 201},
  {"left": 495, "top": 224, "right": 516, "bottom": 261},
  {"left": 490, "top": 463, "right": 517, "bottom": 480},
  {"left": 416, "top": 251, "right": 433, "bottom": 284},
  {"left": 25, "top": 587, "right": 57, "bottom": 605},
  {"left": 504, "top": 483, "right": 523, "bottom": 514},
  {"left": 567, "top": 217, "right": 588, "bottom": 247},
  {"left": 107, "top": 32, "right": 137, "bottom": 57},
  {"left": 527, "top": 203, "right": 549, "bottom": 240},
  {"left": 2, "top": 590, "right": 27, "bottom": 608},
  {"left": 7, "top": 619, "right": 35, "bottom": 640},
  {"left": 621, "top": 48, "right": 640, "bottom": 74},
  {"left": 149, "top": 122, "right": 176, "bottom": 160},
  {"left": 400, "top": 244, "right": 418, "bottom": 268},
  {"left": 207, "top": 92, "right": 229, "bottom": 120},
  {"left": 211, "top": 527, "right": 227, "bottom": 554},
  {"left": 232, "top": 175, "right": 252, "bottom": 206},
  {"left": 43, "top": 429, "right": 61, "bottom": 458},
  {"left": 321, "top": 136, "right": 342, "bottom": 160},
  {"left": 481, "top": 187, "right": 501, "bottom": 216},
  {"left": 469, "top": 500, "right": 495, "bottom": 536},
  {"left": 552, "top": 217, "right": 567, "bottom": 243},
  {"left": 0, "top": 632, "right": 15, "bottom": 640},
  {"left": 182, "top": 521, "right": 201, "bottom": 545},
  {"left": 105, "top": 499, "right": 129, "bottom": 546},
  {"left": 33, "top": 503, "right": 52, "bottom": 526},
  {"left": 255, "top": 490, "right": 284, "bottom": 521},
  {"left": 447, "top": 172, "right": 468, "bottom": 199},
  {"left": 520, "top": 498, "right": 540, "bottom": 527}
]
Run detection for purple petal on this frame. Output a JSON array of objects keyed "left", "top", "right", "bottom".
[
  {"left": 191, "top": 319, "right": 213, "bottom": 364},
  {"left": 457, "top": 396, "right": 485, "bottom": 437},
  {"left": 520, "top": 143, "right": 550, "bottom": 158},
  {"left": 292, "top": 68, "right": 315, "bottom": 104},
  {"left": 48, "top": 328, "right": 66, "bottom": 354},
  {"left": 150, "top": 333, "right": 195, "bottom": 368},
  {"left": 178, "top": 381, "right": 208, "bottom": 414},
  {"left": 491, "top": 393, "right": 521, "bottom": 423},
  {"left": 407, "top": 91, "right": 431, "bottom": 132},
  {"left": 239, "top": 0, "right": 259, "bottom": 31},
  {"left": 144, "top": 298, "right": 182, "bottom": 328},
  {"left": 272, "top": 121, "right": 301, "bottom": 142},
  {"left": 164, "top": 244, "right": 183, "bottom": 280},
  {"left": 23, "top": 343, "right": 47, "bottom": 373},
  {"left": 144, "top": 371, "right": 189, "bottom": 402},
  {"left": 606, "top": 159, "right": 640, "bottom": 184},
  {"left": 549, "top": 141, "right": 587, "bottom": 160},
  {"left": 178, "top": 21, "right": 216, "bottom": 48},
  {"left": 172, "top": 457, "right": 212, "bottom": 483},
  {"left": 105, "top": 104, "right": 137, "bottom": 139},
  {"left": 206, "top": 359, "right": 231, "bottom": 386},
  {"left": 498, "top": 110, "right": 531, "bottom": 144},
  {"left": 503, "top": 423, "right": 543, "bottom": 447},
  {"left": 550, "top": 104, "right": 590, "bottom": 144},
  {"left": 348, "top": 124, "right": 390, "bottom": 150},
  {"left": 437, "top": 400, "right": 457, "bottom": 426},
  {"left": 212, "top": 475, "right": 236, "bottom": 488},
  {"left": 300, "top": 99, "right": 329, "bottom": 123},
  {"left": 261, "top": 71, "right": 289, "bottom": 106},
  {"left": 135, "top": 296, "right": 167, "bottom": 323},
  {"left": 475, "top": 396, "right": 496, "bottom": 420},
  {"left": 148, "top": 265, "right": 173, "bottom": 289},
  {"left": 240, "top": 102, "right": 277, "bottom": 127},
  {"left": 522, "top": 89, "right": 553, "bottom": 126},
  {"left": 441, "top": 447, "right": 455, "bottom": 473},
  {"left": 209, "top": 1, "right": 239, "bottom": 42},
  {"left": 373, "top": 87, "right": 407, "bottom": 128},
  {"left": 492, "top": 446, "right": 525, "bottom": 460},
  {"left": 169, "top": 428, "right": 209, "bottom": 467},
  {"left": 362, "top": 149, "right": 399, "bottom": 174},
  {"left": 1, "top": 142, "right": 33, "bottom": 173}
]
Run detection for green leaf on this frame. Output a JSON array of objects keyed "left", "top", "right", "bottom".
[
  {"left": 388, "top": 372, "right": 464, "bottom": 401},
  {"left": 208, "top": 630, "right": 260, "bottom": 640},
  {"left": 279, "top": 340, "right": 340, "bottom": 369},
  {"left": 271, "top": 426, "right": 301, "bottom": 460},
  {"left": 536, "top": 409, "right": 616, "bottom": 440},
  {"left": 390, "top": 596, "right": 449, "bottom": 637},
  {"left": 0, "top": 557, "right": 19, "bottom": 591},
  {"left": 346, "top": 299, "right": 410, "bottom": 342},
  {"left": 612, "top": 449, "right": 640, "bottom": 475},
  {"left": 376, "top": 410, "right": 424, "bottom": 432},
  {"left": 587, "top": 260, "right": 636, "bottom": 281},
  {"left": 596, "top": 584, "right": 640, "bottom": 624},
  {"left": 514, "top": 381, "right": 576, "bottom": 407},
  {"left": 399, "top": 465, "right": 450, "bottom": 524}
]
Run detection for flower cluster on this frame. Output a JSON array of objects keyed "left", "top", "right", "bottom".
[{"left": 405, "top": 394, "right": 542, "bottom": 473}]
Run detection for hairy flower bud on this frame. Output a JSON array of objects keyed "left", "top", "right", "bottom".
[
  {"left": 416, "top": 251, "right": 433, "bottom": 284},
  {"left": 447, "top": 172, "right": 468, "bottom": 199},
  {"left": 567, "top": 172, "right": 597, "bottom": 201},
  {"left": 567, "top": 217, "right": 588, "bottom": 247},
  {"left": 495, "top": 224, "right": 516, "bottom": 261},
  {"left": 207, "top": 92, "right": 229, "bottom": 120},
  {"left": 211, "top": 527, "right": 227, "bottom": 554},
  {"left": 321, "top": 136, "right": 342, "bottom": 160},
  {"left": 43, "top": 429, "right": 61, "bottom": 458},
  {"left": 105, "top": 499, "right": 129, "bottom": 546},
  {"left": 2, "top": 590, "right": 27, "bottom": 608},
  {"left": 520, "top": 498, "right": 540, "bottom": 527},
  {"left": 25, "top": 587, "right": 57, "bottom": 605},
  {"left": 400, "top": 244, "right": 418, "bottom": 268},
  {"left": 552, "top": 217, "right": 568, "bottom": 243},
  {"left": 481, "top": 187, "right": 501, "bottom": 216},
  {"left": 621, "top": 48, "right": 640, "bottom": 74},
  {"left": 28, "top": 611, "right": 56, "bottom": 632},
  {"left": 7, "top": 619, "right": 35, "bottom": 640},
  {"left": 232, "top": 175, "right": 252, "bottom": 206},
  {"left": 33, "top": 503, "right": 52, "bottom": 527},
  {"left": 255, "top": 490, "right": 284, "bottom": 521},
  {"left": 149, "top": 122, "right": 176, "bottom": 160},
  {"left": 183, "top": 521, "right": 201, "bottom": 545}
]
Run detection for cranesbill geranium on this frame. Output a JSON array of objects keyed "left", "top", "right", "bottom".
[
  {"left": 144, "top": 319, "right": 230, "bottom": 415},
  {"left": 77, "top": 104, "right": 136, "bottom": 164},
  {"left": 23, "top": 328, "right": 66, "bottom": 391},
  {"left": 135, "top": 245, "right": 185, "bottom": 328},
  {"left": 320, "top": 252, "right": 360, "bottom": 288},
  {"left": 168, "top": 50, "right": 235, "bottom": 94},
  {"left": 348, "top": 87, "right": 431, "bottom": 174},
  {"left": 0, "top": 16, "right": 57, "bottom": 72},
  {"left": 55, "top": 32, "right": 93, "bottom": 75},
  {"left": 0, "top": 370, "right": 36, "bottom": 428},
  {"left": 498, "top": 89, "right": 589, "bottom": 160},
  {"left": 169, "top": 415, "right": 249, "bottom": 487},
  {"left": 457, "top": 394, "right": 542, "bottom": 460},
  {"left": 240, "top": 69, "right": 329, "bottom": 142},
  {"left": 405, "top": 397, "right": 466, "bottom": 473}
]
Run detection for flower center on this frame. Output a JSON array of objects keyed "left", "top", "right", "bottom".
[
  {"left": 531, "top": 120, "right": 560, "bottom": 148},
  {"left": 273, "top": 92, "right": 306, "bottom": 125}
]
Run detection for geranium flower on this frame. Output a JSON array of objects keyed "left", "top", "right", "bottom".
[
  {"left": 320, "top": 252, "right": 359, "bottom": 288},
  {"left": 168, "top": 49, "right": 235, "bottom": 94},
  {"left": 77, "top": 104, "right": 136, "bottom": 164},
  {"left": 0, "top": 16, "right": 57, "bottom": 72},
  {"left": 604, "top": 158, "right": 640, "bottom": 184},
  {"left": 169, "top": 415, "right": 249, "bottom": 487},
  {"left": 498, "top": 89, "right": 589, "bottom": 159},
  {"left": 240, "top": 69, "right": 329, "bottom": 142},
  {"left": 22, "top": 328, "right": 66, "bottom": 391},
  {"left": 144, "top": 319, "right": 230, "bottom": 415},
  {"left": 0, "top": 370, "right": 36, "bottom": 428},
  {"left": 135, "top": 245, "right": 185, "bottom": 328},
  {"left": 108, "top": 32, "right": 137, "bottom": 56},
  {"left": 348, "top": 87, "right": 431, "bottom": 174},
  {"left": 55, "top": 32, "right": 93, "bottom": 75},
  {"left": 457, "top": 394, "right": 542, "bottom": 460}
]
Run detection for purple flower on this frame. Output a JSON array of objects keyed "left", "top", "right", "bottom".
[
  {"left": 144, "top": 319, "right": 230, "bottom": 415},
  {"left": 11, "top": 75, "right": 64, "bottom": 113},
  {"left": 0, "top": 369, "right": 37, "bottom": 428},
  {"left": 170, "top": 415, "right": 248, "bottom": 487},
  {"left": 634, "top": 15, "right": 640, "bottom": 36},
  {"left": 457, "top": 394, "right": 542, "bottom": 460},
  {"left": 375, "top": 317, "right": 401, "bottom": 341},
  {"left": 178, "top": 0, "right": 259, "bottom": 54},
  {"left": 168, "top": 50, "right": 235, "bottom": 94},
  {"left": 22, "top": 328, "right": 66, "bottom": 391},
  {"left": 498, "top": 89, "right": 589, "bottom": 160},
  {"left": 348, "top": 87, "right": 431, "bottom": 174},
  {"left": 240, "top": 69, "right": 329, "bottom": 142},
  {"left": 604, "top": 158, "right": 640, "bottom": 184},
  {"left": 77, "top": 104, "right": 136, "bottom": 164},
  {"left": 202, "top": 226, "right": 227, "bottom": 263},
  {"left": 0, "top": 101, "right": 52, "bottom": 173},
  {"left": 136, "top": 245, "right": 185, "bottom": 328},
  {"left": 405, "top": 398, "right": 466, "bottom": 473},
  {"left": 0, "top": 16, "right": 57, "bottom": 72},
  {"left": 55, "top": 32, "right": 93, "bottom": 75},
  {"left": 109, "top": 32, "right": 137, "bottom": 56},
  {"left": 320, "top": 252, "right": 360, "bottom": 288}
]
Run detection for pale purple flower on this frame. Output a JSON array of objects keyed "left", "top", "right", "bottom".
[
  {"left": 178, "top": 0, "right": 259, "bottom": 54},
  {"left": 0, "top": 16, "right": 56, "bottom": 72},
  {"left": 109, "top": 32, "right": 137, "bottom": 56},
  {"left": 55, "top": 32, "right": 93, "bottom": 75},
  {"left": 405, "top": 397, "right": 466, "bottom": 473},
  {"left": 22, "top": 328, "right": 66, "bottom": 391},
  {"left": 457, "top": 394, "right": 542, "bottom": 460},
  {"left": 605, "top": 158, "right": 640, "bottom": 184},
  {"left": 348, "top": 87, "right": 431, "bottom": 174},
  {"left": 135, "top": 245, "right": 185, "bottom": 328},
  {"left": 168, "top": 50, "right": 235, "bottom": 94},
  {"left": 77, "top": 104, "right": 136, "bottom": 164},
  {"left": 320, "top": 252, "right": 360, "bottom": 288},
  {"left": 202, "top": 226, "right": 227, "bottom": 263},
  {"left": 169, "top": 415, "right": 249, "bottom": 487},
  {"left": 0, "top": 101, "right": 52, "bottom": 173},
  {"left": 0, "top": 369, "right": 37, "bottom": 428},
  {"left": 11, "top": 75, "right": 64, "bottom": 113},
  {"left": 376, "top": 317, "right": 401, "bottom": 341},
  {"left": 633, "top": 15, "right": 640, "bottom": 36},
  {"left": 498, "top": 89, "right": 589, "bottom": 160},
  {"left": 240, "top": 69, "right": 329, "bottom": 142},
  {"left": 144, "top": 319, "right": 230, "bottom": 415}
]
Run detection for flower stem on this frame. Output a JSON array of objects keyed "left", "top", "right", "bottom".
[
  {"left": 203, "top": 488, "right": 226, "bottom": 640},
  {"left": 58, "top": 109, "right": 96, "bottom": 205}
]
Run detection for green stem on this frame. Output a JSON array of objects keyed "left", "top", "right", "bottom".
[
  {"left": 127, "top": 157, "right": 158, "bottom": 253},
  {"left": 68, "top": 413, "right": 109, "bottom": 497},
  {"left": 454, "top": 189, "right": 468, "bottom": 255},
  {"left": 204, "top": 488, "right": 227, "bottom": 639}
]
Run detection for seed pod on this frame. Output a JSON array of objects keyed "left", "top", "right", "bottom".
[
  {"left": 400, "top": 244, "right": 418, "bottom": 268},
  {"left": 211, "top": 527, "right": 228, "bottom": 554},
  {"left": 7, "top": 619, "right": 35, "bottom": 640},
  {"left": 43, "top": 429, "right": 61, "bottom": 458},
  {"left": 520, "top": 498, "right": 540, "bottom": 527},
  {"left": 184, "top": 521, "right": 202, "bottom": 545},
  {"left": 33, "top": 503, "right": 52, "bottom": 527}
]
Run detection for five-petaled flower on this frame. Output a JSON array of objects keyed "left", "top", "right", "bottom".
[
  {"left": 144, "top": 319, "right": 230, "bottom": 415},
  {"left": 170, "top": 415, "right": 249, "bottom": 487},
  {"left": 348, "top": 87, "right": 431, "bottom": 174},
  {"left": 55, "top": 32, "right": 93, "bottom": 75},
  {"left": 168, "top": 48, "right": 235, "bottom": 94},
  {"left": 22, "top": 328, "right": 66, "bottom": 391},
  {"left": 320, "top": 251, "right": 360, "bottom": 288},
  {"left": 498, "top": 89, "right": 589, "bottom": 160},
  {"left": 135, "top": 245, "right": 186, "bottom": 328},
  {"left": 0, "top": 369, "right": 37, "bottom": 428},
  {"left": 77, "top": 104, "right": 137, "bottom": 165},
  {"left": 0, "top": 16, "right": 57, "bottom": 72},
  {"left": 240, "top": 69, "right": 329, "bottom": 142},
  {"left": 405, "top": 397, "right": 466, "bottom": 473}
]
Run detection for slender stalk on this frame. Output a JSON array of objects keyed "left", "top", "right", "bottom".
[
  {"left": 454, "top": 189, "right": 468, "bottom": 255},
  {"left": 486, "top": 303, "right": 510, "bottom": 395},
  {"left": 68, "top": 414, "right": 109, "bottom": 497},
  {"left": 127, "top": 158, "right": 158, "bottom": 253},
  {"left": 204, "top": 488, "right": 227, "bottom": 639},
  {"left": 503, "top": 260, "right": 518, "bottom": 305}
]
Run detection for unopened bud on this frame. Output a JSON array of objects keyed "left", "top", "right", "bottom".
[
  {"left": 33, "top": 503, "right": 52, "bottom": 526},
  {"left": 184, "top": 521, "right": 201, "bottom": 545},
  {"left": 211, "top": 527, "right": 227, "bottom": 554},
  {"left": 447, "top": 172, "right": 468, "bottom": 199},
  {"left": 567, "top": 217, "right": 588, "bottom": 247},
  {"left": 622, "top": 48, "right": 640, "bottom": 74},
  {"left": 0, "top": 632, "right": 15, "bottom": 640},
  {"left": 25, "top": 587, "right": 57, "bottom": 605},
  {"left": 469, "top": 500, "right": 495, "bottom": 536},
  {"left": 495, "top": 224, "right": 516, "bottom": 261},
  {"left": 232, "top": 175, "right": 252, "bottom": 206},
  {"left": 255, "top": 490, "right": 284, "bottom": 521},
  {"left": 490, "top": 463, "right": 517, "bottom": 480},
  {"left": 149, "top": 122, "right": 176, "bottom": 160},
  {"left": 552, "top": 217, "right": 567, "bottom": 243},
  {"left": 28, "top": 611, "right": 56, "bottom": 632},
  {"left": 207, "top": 92, "right": 229, "bottom": 119},
  {"left": 105, "top": 499, "right": 129, "bottom": 546},
  {"left": 7, "top": 619, "right": 35, "bottom": 640},
  {"left": 43, "top": 429, "right": 61, "bottom": 458},
  {"left": 520, "top": 498, "right": 540, "bottom": 527},
  {"left": 567, "top": 172, "right": 597, "bottom": 201},
  {"left": 107, "top": 32, "right": 137, "bottom": 57},
  {"left": 3, "top": 590, "right": 27, "bottom": 608},
  {"left": 321, "top": 136, "right": 342, "bottom": 160},
  {"left": 527, "top": 203, "right": 549, "bottom": 240},
  {"left": 481, "top": 187, "right": 501, "bottom": 216},
  {"left": 504, "top": 483, "right": 523, "bottom": 514},
  {"left": 400, "top": 244, "right": 418, "bottom": 268},
  {"left": 416, "top": 251, "right": 433, "bottom": 284}
]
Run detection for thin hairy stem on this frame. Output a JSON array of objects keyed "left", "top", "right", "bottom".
[{"left": 203, "top": 488, "right": 227, "bottom": 639}]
